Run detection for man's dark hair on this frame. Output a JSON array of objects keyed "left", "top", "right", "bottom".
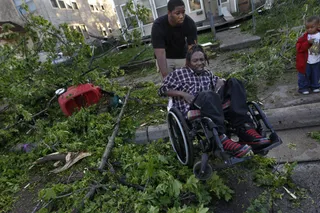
[
  {"left": 167, "top": 0, "right": 185, "bottom": 12},
  {"left": 186, "top": 44, "right": 209, "bottom": 65},
  {"left": 306, "top": 16, "right": 320, "bottom": 24}
]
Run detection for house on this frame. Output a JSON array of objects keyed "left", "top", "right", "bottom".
[
  {"left": 113, "top": 0, "right": 265, "bottom": 37},
  {"left": 0, "top": 0, "right": 120, "bottom": 41}
]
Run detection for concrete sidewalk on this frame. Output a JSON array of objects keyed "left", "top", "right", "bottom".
[
  {"left": 268, "top": 126, "right": 320, "bottom": 163},
  {"left": 217, "top": 28, "right": 261, "bottom": 51}
]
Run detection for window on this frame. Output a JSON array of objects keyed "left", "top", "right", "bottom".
[
  {"left": 102, "top": 30, "right": 107, "bottom": 36},
  {"left": 188, "top": 0, "right": 202, "bottom": 12},
  {"left": 64, "top": 0, "right": 73, "bottom": 9},
  {"left": 69, "top": 24, "right": 89, "bottom": 38},
  {"left": 106, "top": 22, "right": 112, "bottom": 34},
  {"left": 139, "top": 0, "right": 154, "bottom": 25},
  {"left": 81, "top": 25, "right": 87, "bottom": 32},
  {"left": 89, "top": 4, "right": 100, "bottom": 12},
  {"left": 154, "top": 0, "right": 167, "bottom": 17},
  {"left": 81, "top": 25, "right": 89, "bottom": 38},
  {"left": 76, "top": 26, "right": 81, "bottom": 33},
  {"left": 101, "top": 5, "right": 105, "bottom": 11},
  {"left": 58, "top": 0, "right": 66, "bottom": 8},
  {"left": 121, "top": 4, "right": 139, "bottom": 30},
  {"left": 72, "top": 2, "right": 78, "bottom": 9},
  {"left": 66, "top": 1, "right": 73, "bottom": 9},
  {"left": 50, "top": 0, "right": 59, "bottom": 8},
  {"left": 51, "top": 0, "right": 78, "bottom": 9},
  {"left": 13, "top": 0, "right": 36, "bottom": 14}
]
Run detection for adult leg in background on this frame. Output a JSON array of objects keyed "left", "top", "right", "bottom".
[
  {"left": 156, "top": 58, "right": 186, "bottom": 80},
  {"left": 166, "top": 58, "right": 186, "bottom": 72}
]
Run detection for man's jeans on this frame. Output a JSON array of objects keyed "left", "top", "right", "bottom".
[{"left": 298, "top": 62, "right": 320, "bottom": 92}]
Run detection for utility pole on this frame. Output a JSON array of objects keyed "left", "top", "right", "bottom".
[
  {"left": 250, "top": 0, "right": 256, "bottom": 34},
  {"left": 208, "top": 0, "right": 216, "bottom": 40}
]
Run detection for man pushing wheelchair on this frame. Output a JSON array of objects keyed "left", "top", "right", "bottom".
[{"left": 159, "top": 45, "right": 281, "bottom": 160}]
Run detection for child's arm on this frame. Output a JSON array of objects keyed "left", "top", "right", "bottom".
[{"left": 296, "top": 35, "right": 312, "bottom": 53}]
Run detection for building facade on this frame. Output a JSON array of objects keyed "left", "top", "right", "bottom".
[
  {"left": 0, "top": 0, "right": 120, "bottom": 41},
  {"left": 113, "top": 0, "right": 266, "bottom": 37}
]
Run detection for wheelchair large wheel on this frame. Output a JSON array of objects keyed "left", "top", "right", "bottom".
[{"left": 167, "top": 108, "right": 194, "bottom": 167}]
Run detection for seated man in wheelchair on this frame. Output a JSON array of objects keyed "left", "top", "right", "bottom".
[{"left": 159, "top": 45, "right": 275, "bottom": 159}]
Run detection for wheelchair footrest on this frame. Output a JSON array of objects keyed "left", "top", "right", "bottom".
[
  {"left": 210, "top": 155, "right": 253, "bottom": 170},
  {"left": 253, "top": 133, "right": 283, "bottom": 154},
  {"left": 227, "top": 155, "right": 253, "bottom": 165},
  {"left": 254, "top": 140, "right": 282, "bottom": 154}
]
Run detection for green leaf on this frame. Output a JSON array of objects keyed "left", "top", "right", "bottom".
[
  {"left": 171, "top": 179, "right": 182, "bottom": 197},
  {"left": 148, "top": 206, "right": 160, "bottom": 213},
  {"left": 42, "top": 188, "right": 57, "bottom": 201}
]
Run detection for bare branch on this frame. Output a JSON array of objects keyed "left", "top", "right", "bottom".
[{"left": 98, "top": 87, "right": 132, "bottom": 171}]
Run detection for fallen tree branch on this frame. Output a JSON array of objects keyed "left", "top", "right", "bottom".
[
  {"left": 117, "top": 177, "right": 145, "bottom": 191},
  {"left": 72, "top": 87, "right": 132, "bottom": 213},
  {"left": 98, "top": 87, "right": 132, "bottom": 171}
]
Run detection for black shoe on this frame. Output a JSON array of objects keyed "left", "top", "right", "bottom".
[
  {"left": 220, "top": 135, "right": 253, "bottom": 158},
  {"left": 237, "top": 123, "right": 271, "bottom": 150}
]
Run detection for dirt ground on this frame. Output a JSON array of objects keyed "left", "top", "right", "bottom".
[{"left": 207, "top": 48, "right": 254, "bottom": 75}]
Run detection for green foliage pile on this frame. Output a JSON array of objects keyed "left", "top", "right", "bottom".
[
  {"left": 0, "top": 12, "right": 231, "bottom": 213},
  {"left": 0, "top": 1, "right": 310, "bottom": 212}
]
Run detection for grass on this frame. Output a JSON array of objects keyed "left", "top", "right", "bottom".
[
  {"left": 198, "top": 31, "right": 217, "bottom": 44},
  {"left": 310, "top": 131, "right": 320, "bottom": 143}
]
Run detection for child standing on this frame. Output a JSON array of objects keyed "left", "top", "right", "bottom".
[{"left": 296, "top": 16, "right": 320, "bottom": 94}]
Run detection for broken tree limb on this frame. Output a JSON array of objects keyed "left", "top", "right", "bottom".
[
  {"left": 72, "top": 87, "right": 132, "bottom": 213},
  {"left": 32, "top": 152, "right": 67, "bottom": 164},
  {"left": 117, "top": 177, "right": 145, "bottom": 191},
  {"left": 98, "top": 87, "right": 132, "bottom": 171},
  {"left": 51, "top": 152, "right": 92, "bottom": 173},
  {"left": 30, "top": 152, "right": 91, "bottom": 173}
]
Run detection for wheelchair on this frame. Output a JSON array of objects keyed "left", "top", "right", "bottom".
[{"left": 167, "top": 101, "right": 282, "bottom": 180}]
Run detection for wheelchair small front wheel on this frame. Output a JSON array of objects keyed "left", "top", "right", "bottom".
[
  {"left": 167, "top": 108, "right": 194, "bottom": 167},
  {"left": 193, "top": 161, "right": 213, "bottom": 180}
]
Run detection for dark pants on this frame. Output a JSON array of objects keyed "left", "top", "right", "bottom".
[
  {"left": 298, "top": 62, "right": 320, "bottom": 92},
  {"left": 191, "top": 78, "right": 252, "bottom": 135}
]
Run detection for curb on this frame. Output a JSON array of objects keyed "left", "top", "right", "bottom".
[
  {"left": 219, "top": 36, "right": 261, "bottom": 51},
  {"left": 134, "top": 102, "right": 320, "bottom": 144},
  {"left": 265, "top": 102, "right": 320, "bottom": 130}
]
